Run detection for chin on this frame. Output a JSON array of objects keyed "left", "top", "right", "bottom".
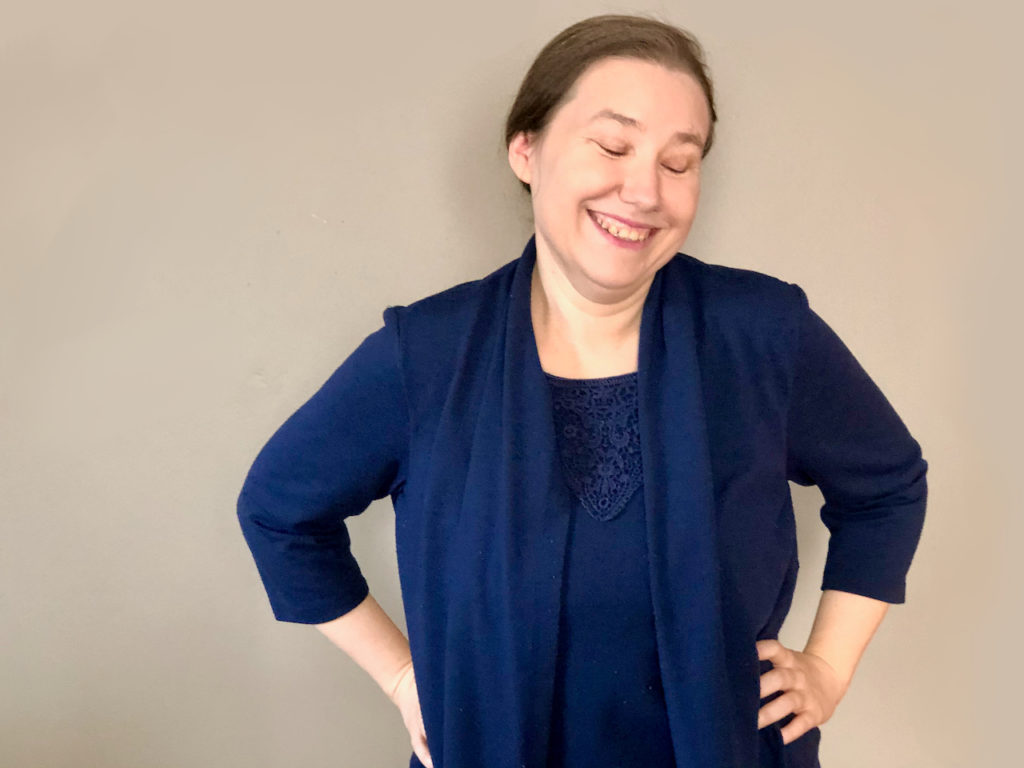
[{"left": 574, "top": 262, "right": 649, "bottom": 295}]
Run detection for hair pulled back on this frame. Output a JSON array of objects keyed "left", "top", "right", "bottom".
[{"left": 504, "top": 14, "right": 718, "bottom": 193}]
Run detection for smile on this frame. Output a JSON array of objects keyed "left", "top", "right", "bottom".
[{"left": 589, "top": 211, "right": 655, "bottom": 242}]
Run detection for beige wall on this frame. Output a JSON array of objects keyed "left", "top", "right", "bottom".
[{"left": 2, "top": 1, "right": 1018, "bottom": 765}]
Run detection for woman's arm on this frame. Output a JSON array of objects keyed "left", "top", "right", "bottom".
[
  {"left": 757, "top": 588, "right": 890, "bottom": 743},
  {"left": 803, "top": 588, "right": 890, "bottom": 689},
  {"left": 316, "top": 594, "right": 434, "bottom": 767},
  {"left": 760, "top": 285, "right": 927, "bottom": 744},
  {"left": 784, "top": 285, "right": 928, "bottom": 606},
  {"left": 237, "top": 311, "right": 410, "bottom": 624},
  {"left": 314, "top": 592, "right": 413, "bottom": 703}
]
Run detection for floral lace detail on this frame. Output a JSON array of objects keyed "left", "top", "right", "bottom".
[{"left": 546, "top": 371, "right": 643, "bottom": 522}]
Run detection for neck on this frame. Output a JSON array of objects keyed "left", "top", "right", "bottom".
[{"left": 530, "top": 252, "right": 651, "bottom": 377}]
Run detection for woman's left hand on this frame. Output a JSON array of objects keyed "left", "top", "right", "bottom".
[{"left": 756, "top": 639, "right": 849, "bottom": 745}]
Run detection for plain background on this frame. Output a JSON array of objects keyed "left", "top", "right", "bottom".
[{"left": 2, "top": 1, "right": 1020, "bottom": 766}]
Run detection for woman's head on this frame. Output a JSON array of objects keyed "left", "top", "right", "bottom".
[
  {"left": 504, "top": 14, "right": 717, "bottom": 195},
  {"left": 505, "top": 15, "right": 717, "bottom": 302}
]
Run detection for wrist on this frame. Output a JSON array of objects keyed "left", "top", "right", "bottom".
[
  {"left": 802, "top": 589, "right": 889, "bottom": 692},
  {"left": 386, "top": 657, "right": 415, "bottom": 705},
  {"left": 802, "top": 644, "right": 853, "bottom": 691}
]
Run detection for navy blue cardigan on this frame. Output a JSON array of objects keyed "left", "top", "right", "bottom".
[{"left": 237, "top": 236, "right": 928, "bottom": 768}]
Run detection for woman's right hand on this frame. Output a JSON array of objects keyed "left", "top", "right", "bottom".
[{"left": 390, "top": 660, "right": 434, "bottom": 768}]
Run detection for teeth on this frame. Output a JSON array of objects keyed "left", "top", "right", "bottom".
[{"left": 593, "top": 212, "right": 652, "bottom": 242}]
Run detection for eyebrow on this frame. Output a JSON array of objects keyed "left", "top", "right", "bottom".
[{"left": 588, "top": 109, "right": 705, "bottom": 149}]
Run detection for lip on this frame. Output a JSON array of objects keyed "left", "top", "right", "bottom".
[
  {"left": 589, "top": 209, "right": 661, "bottom": 231},
  {"left": 588, "top": 210, "right": 655, "bottom": 250}
]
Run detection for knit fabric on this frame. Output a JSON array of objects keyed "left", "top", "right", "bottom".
[{"left": 545, "top": 370, "right": 675, "bottom": 768}]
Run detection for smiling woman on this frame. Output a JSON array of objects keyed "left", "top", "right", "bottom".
[
  {"left": 236, "top": 13, "right": 928, "bottom": 768},
  {"left": 507, "top": 57, "right": 709, "bottom": 335}
]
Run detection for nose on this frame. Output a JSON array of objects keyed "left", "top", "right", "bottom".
[{"left": 618, "top": 157, "right": 661, "bottom": 211}]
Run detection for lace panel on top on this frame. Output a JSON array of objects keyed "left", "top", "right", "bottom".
[{"left": 546, "top": 371, "right": 643, "bottom": 522}]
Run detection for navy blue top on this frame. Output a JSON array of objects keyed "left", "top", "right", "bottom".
[
  {"left": 545, "top": 370, "right": 675, "bottom": 767},
  {"left": 236, "top": 237, "right": 928, "bottom": 768}
]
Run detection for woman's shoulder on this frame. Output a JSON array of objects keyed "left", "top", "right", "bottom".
[
  {"left": 386, "top": 255, "right": 517, "bottom": 327},
  {"left": 668, "top": 251, "right": 807, "bottom": 325},
  {"left": 378, "top": 255, "right": 520, "bottom": 372},
  {"left": 670, "top": 250, "right": 799, "bottom": 297}
]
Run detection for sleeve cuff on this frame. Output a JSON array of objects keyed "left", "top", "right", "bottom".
[{"left": 238, "top": 490, "right": 372, "bottom": 624}]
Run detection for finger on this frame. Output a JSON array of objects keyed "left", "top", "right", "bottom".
[
  {"left": 780, "top": 712, "right": 815, "bottom": 746},
  {"left": 756, "top": 639, "right": 783, "bottom": 661},
  {"left": 419, "top": 725, "right": 433, "bottom": 768},
  {"left": 414, "top": 734, "right": 433, "bottom": 768},
  {"left": 757, "top": 639, "right": 792, "bottom": 665},
  {"left": 759, "top": 667, "right": 797, "bottom": 700},
  {"left": 757, "top": 691, "right": 798, "bottom": 729}
]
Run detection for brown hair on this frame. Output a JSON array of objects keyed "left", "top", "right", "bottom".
[{"left": 504, "top": 14, "right": 718, "bottom": 193}]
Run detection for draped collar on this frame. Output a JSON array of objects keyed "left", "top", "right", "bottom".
[
  {"left": 416, "top": 235, "right": 762, "bottom": 767},
  {"left": 491, "top": 235, "right": 751, "bottom": 766}
]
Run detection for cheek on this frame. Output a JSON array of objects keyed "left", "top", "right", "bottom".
[
  {"left": 667, "top": 180, "right": 702, "bottom": 219},
  {"left": 539, "top": 174, "right": 601, "bottom": 221},
  {"left": 555, "top": 151, "right": 618, "bottom": 194}
]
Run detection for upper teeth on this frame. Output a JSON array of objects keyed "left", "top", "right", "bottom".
[{"left": 593, "top": 212, "right": 652, "bottom": 242}]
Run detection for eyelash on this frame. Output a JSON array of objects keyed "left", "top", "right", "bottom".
[{"left": 595, "top": 142, "right": 689, "bottom": 175}]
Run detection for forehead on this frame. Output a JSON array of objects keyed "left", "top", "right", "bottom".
[{"left": 556, "top": 56, "right": 710, "bottom": 138}]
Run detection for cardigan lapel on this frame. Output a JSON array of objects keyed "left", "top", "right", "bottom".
[
  {"left": 442, "top": 237, "right": 750, "bottom": 767},
  {"left": 450, "top": 234, "right": 574, "bottom": 768},
  {"left": 639, "top": 259, "right": 750, "bottom": 766},
  {"left": 501, "top": 237, "right": 577, "bottom": 767}
]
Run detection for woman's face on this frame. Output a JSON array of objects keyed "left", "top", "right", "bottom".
[{"left": 508, "top": 56, "right": 711, "bottom": 304}]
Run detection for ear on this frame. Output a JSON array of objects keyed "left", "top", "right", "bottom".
[{"left": 507, "top": 130, "right": 536, "bottom": 187}]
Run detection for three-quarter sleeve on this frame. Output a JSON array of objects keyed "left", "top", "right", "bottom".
[
  {"left": 236, "top": 307, "right": 410, "bottom": 624},
  {"left": 785, "top": 285, "right": 928, "bottom": 604}
]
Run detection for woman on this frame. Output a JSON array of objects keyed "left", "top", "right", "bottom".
[{"left": 236, "top": 14, "right": 927, "bottom": 768}]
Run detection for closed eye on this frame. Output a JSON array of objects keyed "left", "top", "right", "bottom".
[
  {"left": 594, "top": 140, "right": 693, "bottom": 175},
  {"left": 595, "top": 142, "right": 626, "bottom": 157}
]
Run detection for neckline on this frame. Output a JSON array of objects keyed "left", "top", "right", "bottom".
[{"left": 544, "top": 369, "right": 639, "bottom": 385}]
